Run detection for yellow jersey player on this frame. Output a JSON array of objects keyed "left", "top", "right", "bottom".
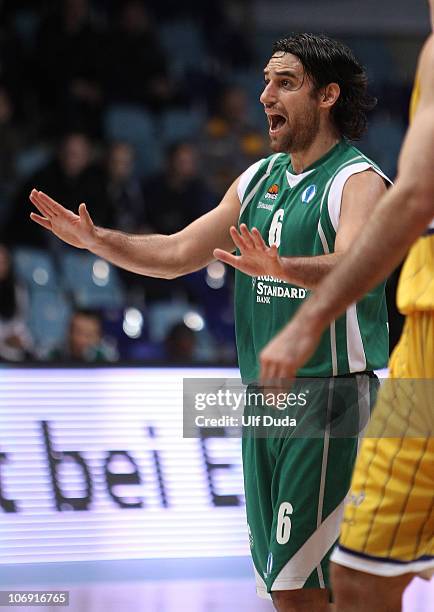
[{"left": 226, "top": 3, "right": 434, "bottom": 611}]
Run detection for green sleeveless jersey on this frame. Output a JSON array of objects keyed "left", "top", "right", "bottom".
[{"left": 235, "top": 140, "right": 390, "bottom": 383}]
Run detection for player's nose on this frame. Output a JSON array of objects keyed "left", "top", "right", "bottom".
[{"left": 260, "top": 81, "right": 277, "bottom": 107}]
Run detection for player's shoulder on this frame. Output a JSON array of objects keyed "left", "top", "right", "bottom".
[
  {"left": 321, "top": 141, "right": 378, "bottom": 180},
  {"left": 326, "top": 141, "right": 391, "bottom": 194},
  {"left": 237, "top": 153, "right": 289, "bottom": 203},
  {"left": 342, "top": 166, "right": 388, "bottom": 197}
]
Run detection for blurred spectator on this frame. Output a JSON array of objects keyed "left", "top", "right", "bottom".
[
  {"left": 3, "top": 132, "right": 107, "bottom": 248},
  {"left": 104, "top": 1, "right": 175, "bottom": 111},
  {"left": 104, "top": 141, "right": 147, "bottom": 302},
  {"left": 0, "top": 86, "right": 23, "bottom": 188},
  {"left": 199, "top": 85, "right": 267, "bottom": 196},
  {"left": 0, "top": 86, "right": 24, "bottom": 220},
  {"left": 163, "top": 322, "right": 197, "bottom": 363},
  {"left": 142, "top": 141, "right": 215, "bottom": 302},
  {"left": 34, "top": 0, "right": 105, "bottom": 137},
  {"left": 143, "top": 141, "right": 214, "bottom": 234},
  {"left": 0, "top": 8, "right": 28, "bottom": 98},
  {"left": 202, "top": 0, "right": 255, "bottom": 70},
  {"left": 105, "top": 142, "right": 145, "bottom": 233},
  {"left": 49, "top": 309, "right": 117, "bottom": 362},
  {"left": 0, "top": 244, "right": 33, "bottom": 361}
]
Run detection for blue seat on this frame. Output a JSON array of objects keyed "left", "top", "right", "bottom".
[
  {"left": 15, "top": 146, "right": 52, "bottom": 179},
  {"left": 345, "top": 39, "right": 396, "bottom": 82},
  {"left": 160, "top": 20, "right": 205, "bottom": 77},
  {"left": 147, "top": 300, "right": 193, "bottom": 342},
  {"left": 363, "top": 114, "right": 404, "bottom": 178},
  {"left": 28, "top": 289, "right": 71, "bottom": 352},
  {"left": 60, "top": 251, "right": 125, "bottom": 309},
  {"left": 13, "top": 248, "right": 58, "bottom": 290},
  {"left": 147, "top": 299, "right": 217, "bottom": 362},
  {"left": 104, "top": 104, "right": 161, "bottom": 176},
  {"left": 229, "top": 70, "right": 265, "bottom": 127},
  {"left": 160, "top": 108, "right": 204, "bottom": 145}
]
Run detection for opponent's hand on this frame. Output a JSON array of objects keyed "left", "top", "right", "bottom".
[
  {"left": 29, "top": 190, "right": 97, "bottom": 250},
  {"left": 213, "top": 224, "right": 284, "bottom": 278},
  {"left": 260, "top": 318, "right": 322, "bottom": 387}
]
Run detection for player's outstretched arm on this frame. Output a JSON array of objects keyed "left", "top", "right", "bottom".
[
  {"left": 29, "top": 178, "right": 241, "bottom": 279},
  {"left": 259, "top": 35, "right": 434, "bottom": 383}
]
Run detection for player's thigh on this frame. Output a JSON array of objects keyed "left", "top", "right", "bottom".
[{"left": 331, "top": 562, "right": 414, "bottom": 612}]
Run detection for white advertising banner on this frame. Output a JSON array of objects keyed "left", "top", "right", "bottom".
[{"left": 0, "top": 367, "right": 248, "bottom": 564}]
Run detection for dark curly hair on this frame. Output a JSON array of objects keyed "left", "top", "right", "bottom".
[{"left": 272, "top": 33, "right": 376, "bottom": 140}]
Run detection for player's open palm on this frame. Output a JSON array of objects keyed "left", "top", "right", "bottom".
[
  {"left": 29, "top": 189, "right": 97, "bottom": 250},
  {"left": 214, "top": 224, "right": 283, "bottom": 278}
]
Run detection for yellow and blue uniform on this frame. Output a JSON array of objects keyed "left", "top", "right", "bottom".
[{"left": 331, "top": 77, "right": 434, "bottom": 577}]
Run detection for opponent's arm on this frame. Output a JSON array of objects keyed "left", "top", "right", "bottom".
[
  {"left": 259, "top": 35, "right": 434, "bottom": 382},
  {"left": 30, "top": 178, "right": 241, "bottom": 279},
  {"left": 214, "top": 170, "right": 386, "bottom": 289}
]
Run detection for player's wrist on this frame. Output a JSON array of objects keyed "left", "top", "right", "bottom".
[
  {"left": 85, "top": 225, "right": 102, "bottom": 253},
  {"left": 290, "top": 301, "right": 327, "bottom": 341}
]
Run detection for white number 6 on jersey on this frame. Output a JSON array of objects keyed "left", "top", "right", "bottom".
[
  {"left": 276, "top": 502, "right": 293, "bottom": 544},
  {"left": 268, "top": 208, "right": 284, "bottom": 248}
]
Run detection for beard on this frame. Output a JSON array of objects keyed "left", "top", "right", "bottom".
[{"left": 269, "top": 102, "right": 321, "bottom": 154}]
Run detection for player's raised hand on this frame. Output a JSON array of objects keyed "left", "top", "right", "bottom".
[
  {"left": 29, "top": 190, "right": 97, "bottom": 250},
  {"left": 213, "top": 224, "right": 283, "bottom": 278}
]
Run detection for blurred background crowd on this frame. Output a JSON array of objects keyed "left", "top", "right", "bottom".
[{"left": 0, "top": 0, "right": 424, "bottom": 364}]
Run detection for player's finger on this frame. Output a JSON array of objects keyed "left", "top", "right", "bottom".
[
  {"left": 79, "top": 203, "right": 93, "bottom": 227},
  {"left": 251, "top": 227, "right": 267, "bottom": 250},
  {"left": 30, "top": 212, "right": 52, "bottom": 230},
  {"left": 37, "top": 191, "right": 63, "bottom": 215},
  {"left": 239, "top": 224, "right": 256, "bottom": 248},
  {"left": 213, "top": 248, "right": 243, "bottom": 269},
  {"left": 261, "top": 359, "right": 279, "bottom": 388},
  {"left": 31, "top": 193, "right": 58, "bottom": 218},
  {"left": 269, "top": 244, "right": 279, "bottom": 259},
  {"left": 277, "top": 366, "right": 294, "bottom": 390},
  {"left": 229, "top": 226, "right": 248, "bottom": 252},
  {"left": 30, "top": 192, "right": 54, "bottom": 219}
]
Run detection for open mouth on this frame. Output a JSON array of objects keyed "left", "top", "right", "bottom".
[{"left": 268, "top": 114, "right": 287, "bottom": 134}]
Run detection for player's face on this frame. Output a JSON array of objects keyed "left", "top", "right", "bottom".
[{"left": 260, "top": 52, "right": 321, "bottom": 153}]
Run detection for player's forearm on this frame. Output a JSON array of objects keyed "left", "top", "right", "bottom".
[
  {"left": 89, "top": 227, "right": 183, "bottom": 279},
  {"left": 292, "top": 184, "right": 433, "bottom": 332},
  {"left": 275, "top": 253, "right": 342, "bottom": 289}
]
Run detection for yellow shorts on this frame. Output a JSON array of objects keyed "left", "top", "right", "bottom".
[{"left": 331, "top": 312, "right": 434, "bottom": 577}]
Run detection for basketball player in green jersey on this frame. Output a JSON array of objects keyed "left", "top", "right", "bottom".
[{"left": 29, "top": 34, "right": 389, "bottom": 611}]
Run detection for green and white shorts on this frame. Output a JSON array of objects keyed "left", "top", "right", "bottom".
[{"left": 242, "top": 373, "right": 378, "bottom": 598}]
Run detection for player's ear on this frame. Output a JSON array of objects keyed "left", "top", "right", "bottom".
[{"left": 319, "top": 83, "right": 340, "bottom": 109}]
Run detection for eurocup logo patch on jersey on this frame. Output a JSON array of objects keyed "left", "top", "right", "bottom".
[
  {"left": 301, "top": 184, "right": 317, "bottom": 204},
  {"left": 264, "top": 184, "right": 280, "bottom": 200}
]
